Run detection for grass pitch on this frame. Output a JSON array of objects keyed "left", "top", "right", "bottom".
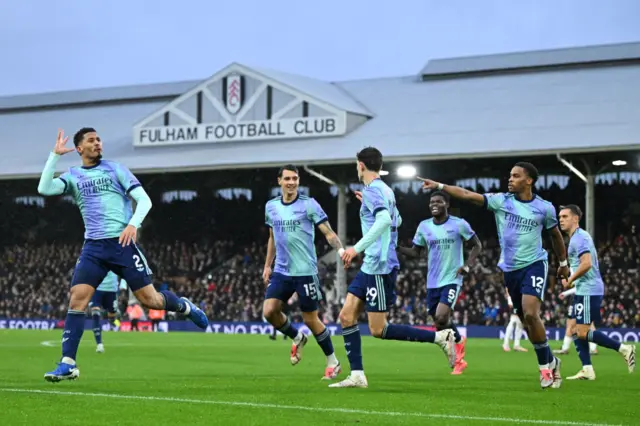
[{"left": 0, "top": 330, "right": 637, "bottom": 425}]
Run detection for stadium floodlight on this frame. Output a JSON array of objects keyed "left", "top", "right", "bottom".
[
  {"left": 379, "top": 170, "right": 390, "bottom": 176},
  {"left": 397, "top": 165, "right": 417, "bottom": 178},
  {"left": 612, "top": 160, "right": 627, "bottom": 167}
]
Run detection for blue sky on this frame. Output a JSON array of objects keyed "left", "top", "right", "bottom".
[{"left": 1, "top": 0, "right": 639, "bottom": 96}]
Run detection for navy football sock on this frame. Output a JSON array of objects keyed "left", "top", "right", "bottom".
[
  {"left": 313, "top": 327, "right": 335, "bottom": 356},
  {"left": 449, "top": 323, "right": 462, "bottom": 343},
  {"left": 573, "top": 336, "right": 592, "bottom": 366},
  {"left": 62, "top": 310, "right": 86, "bottom": 362},
  {"left": 92, "top": 312, "right": 102, "bottom": 345},
  {"left": 532, "top": 340, "right": 554, "bottom": 367},
  {"left": 160, "top": 290, "right": 187, "bottom": 313},
  {"left": 342, "top": 325, "right": 363, "bottom": 371},
  {"left": 382, "top": 324, "right": 436, "bottom": 343},
  {"left": 587, "top": 330, "right": 621, "bottom": 351},
  {"left": 276, "top": 317, "right": 299, "bottom": 340}
]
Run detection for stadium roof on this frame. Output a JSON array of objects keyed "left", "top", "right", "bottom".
[
  {"left": 1, "top": 41, "right": 640, "bottom": 179},
  {"left": 420, "top": 41, "right": 640, "bottom": 78}
]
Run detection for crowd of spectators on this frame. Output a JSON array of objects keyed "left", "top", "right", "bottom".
[
  {"left": 1, "top": 232, "right": 638, "bottom": 328},
  {"left": 1, "top": 181, "right": 638, "bottom": 328}
]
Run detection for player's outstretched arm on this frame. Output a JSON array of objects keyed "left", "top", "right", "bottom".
[
  {"left": 417, "top": 177, "right": 484, "bottom": 206},
  {"left": 317, "top": 222, "right": 343, "bottom": 251}
]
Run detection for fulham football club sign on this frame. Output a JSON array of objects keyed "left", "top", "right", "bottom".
[{"left": 132, "top": 63, "right": 353, "bottom": 147}]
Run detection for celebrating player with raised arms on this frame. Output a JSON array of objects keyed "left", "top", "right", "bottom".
[
  {"left": 262, "top": 165, "right": 343, "bottom": 380},
  {"left": 38, "top": 128, "right": 208, "bottom": 382},
  {"left": 419, "top": 162, "right": 569, "bottom": 389},
  {"left": 558, "top": 204, "right": 635, "bottom": 380},
  {"left": 330, "top": 147, "right": 456, "bottom": 389},
  {"left": 398, "top": 190, "right": 482, "bottom": 375}
]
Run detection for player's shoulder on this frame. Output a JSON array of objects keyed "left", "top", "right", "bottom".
[
  {"left": 266, "top": 196, "right": 282, "bottom": 205},
  {"left": 532, "top": 194, "right": 555, "bottom": 209},
  {"left": 576, "top": 228, "right": 594, "bottom": 242},
  {"left": 449, "top": 215, "right": 471, "bottom": 226},
  {"left": 419, "top": 218, "right": 435, "bottom": 229},
  {"left": 98, "top": 159, "right": 120, "bottom": 169}
]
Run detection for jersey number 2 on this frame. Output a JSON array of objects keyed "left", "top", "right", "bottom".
[{"left": 133, "top": 254, "right": 151, "bottom": 275}]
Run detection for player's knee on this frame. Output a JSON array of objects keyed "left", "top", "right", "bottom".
[
  {"left": 262, "top": 304, "right": 281, "bottom": 322},
  {"left": 575, "top": 326, "right": 589, "bottom": 340},
  {"left": 522, "top": 309, "right": 538, "bottom": 325},
  {"left": 369, "top": 325, "right": 385, "bottom": 339},
  {"left": 69, "top": 285, "right": 93, "bottom": 310},
  {"left": 434, "top": 314, "right": 449, "bottom": 330},
  {"left": 338, "top": 310, "right": 357, "bottom": 328},
  {"left": 91, "top": 308, "right": 101, "bottom": 316}
]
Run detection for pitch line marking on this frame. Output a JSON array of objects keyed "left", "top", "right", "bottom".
[{"left": 0, "top": 388, "right": 621, "bottom": 426}]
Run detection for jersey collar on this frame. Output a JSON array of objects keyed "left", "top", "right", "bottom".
[
  {"left": 281, "top": 193, "right": 300, "bottom": 206},
  {"left": 81, "top": 160, "right": 102, "bottom": 170}
]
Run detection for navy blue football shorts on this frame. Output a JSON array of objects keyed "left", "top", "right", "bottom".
[
  {"left": 426, "top": 284, "right": 460, "bottom": 318},
  {"left": 71, "top": 238, "right": 153, "bottom": 292},
  {"left": 503, "top": 260, "right": 548, "bottom": 316},
  {"left": 265, "top": 272, "right": 323, "bottom": 313},
  {"left": 347, "top": 269, "right": 398, "bottom": 313}
]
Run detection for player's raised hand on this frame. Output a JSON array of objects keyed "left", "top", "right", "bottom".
[
  {"left": 353, "top": 190, "right": 363, "bottom": 203},
  {"left": 119, "top": 224, "right": 137, "bottom": 247},
  {"left": 262, "top": 266, "right": 272, "bottom": 286},
  {"left": 341, "top": 247, "right": 358, "bottom": 269},
  {"left": 53, "top": 129, "right": 75, "bottom": 155},
  {"left": 416, "top": 176, "right": 440, "bottom": 191}
]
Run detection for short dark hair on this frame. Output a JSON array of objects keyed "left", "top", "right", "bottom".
[
  {"left": 514, "top": 161, "right": 539, "bottom": 185},
  {"left": 430, "top": 191, "right": 450, "bottom": 203},
  {"left": 73, "top": 127, "right": 97, "bottom": 147},
  {"left": 356, "top": 147, "right": 383, "bottom": 172},
  {"left": 277, "top": 164, "right": 299, "bottom": 178},
  {"left": 560, "top": 204, "right": 583, "bottom": 219}
]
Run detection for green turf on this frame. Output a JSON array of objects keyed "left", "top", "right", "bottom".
[{"left": 0, "top": 330, "right": 637, "bottom": 425}]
